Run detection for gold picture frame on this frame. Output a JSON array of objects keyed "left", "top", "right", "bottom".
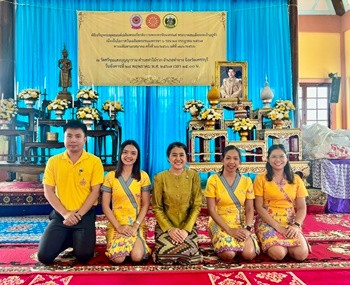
[{"left": 215, "top": 61, "right": 248, "bottom": 100}]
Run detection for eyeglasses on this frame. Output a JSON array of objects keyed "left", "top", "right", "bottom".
[{"left": 269, "top": 155, "right": 287, "bottom": 160}]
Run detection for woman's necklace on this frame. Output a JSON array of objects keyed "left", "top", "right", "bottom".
[{"left": 273, "top": 175, "right": 286, "bottom": 187}]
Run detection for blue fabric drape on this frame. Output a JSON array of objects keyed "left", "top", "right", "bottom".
[{"left": 15, "top": 0, "right": 292, "bottom": 178}]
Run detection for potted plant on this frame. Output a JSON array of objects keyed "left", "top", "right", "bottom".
[
  {"left": 102, "top": 100, "right": 124, "bottom": 120},
  {"left": 183, "top": 100, "right": 204, "bottom": 119},
  {"left": 232, "top": 117, "right": 255, "bottom": 141},
  {"left": 47, "top": 99, "right": 71, "bottom": 120}
]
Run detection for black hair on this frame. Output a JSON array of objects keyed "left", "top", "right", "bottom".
[
  {"left": 219, "top": 145, "right": 241, "bottom": 175},
  {"left": 115, "top": 140, "right": 141, "bottom": 181},
  {"left": 226, "top": 67, "right": 235, "bottom": 73},
  {"left": 64, "top": 120, "right": 87, "bottom": 137},
  {"left": 166, "top": 142, "right": 188, "bottom": 158},
  {"left": 266, "top": 144, "right": 294, "bottom": 184}
]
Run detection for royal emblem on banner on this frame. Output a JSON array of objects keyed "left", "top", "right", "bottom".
[
  {"left": 146, "top": 14, "right": 161, "bottom": 29},
  {"left": 163, "top": 14, "right": 177, "bottom": 28},
  {"left": 130, "top": 14, "right": 142, "bottom": 29}
]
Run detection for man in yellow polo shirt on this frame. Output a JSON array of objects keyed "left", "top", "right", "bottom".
[{"left": 38, "top": 120, "right": 104, "bottom": 264}]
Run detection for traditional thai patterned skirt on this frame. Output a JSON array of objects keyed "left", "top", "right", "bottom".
[
  {"left": 255, "top": 206, "right": 310, "bottom": 252},
  {"left": 209, "top": 222, "right": 260, "bottom": 255},
  {"left": 153, "top": 224, "right": 203, "bottom": 265},
  {"left": 105, "top": 222, "right": 151, "bottom": 260}
]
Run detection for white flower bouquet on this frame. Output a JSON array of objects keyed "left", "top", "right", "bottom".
[
  {"left": 0, "top": 98, "right": 18, "bottom": 121},
  {"left": 183, "top": 100, "right": 204, "bottom": 115},
  {"left": 76, "top": 89, "right": 99, "bottom": 100},
  {"left": 102, "top": 100, "right": 124, "bottom": 113},
  {"left": 232, "top": 117, "right": 255, "bottom": 132},
  {"left": 268, "top": 100, "right": 295, "bottom": 121},
  {"left": 200, "top": 108, "right": 222, "bottom": 121},
  {"left": 47, "top": 99, "right": 70, "bottom": 111},
  {"left": 18, "top": 89, "right": 40, "bottom": 100},
  {"left": 76, "top": 107, "right": 100, "bottom": 121}
]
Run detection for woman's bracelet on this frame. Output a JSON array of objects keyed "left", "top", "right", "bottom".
[{"left": 135, "top": 220, "right": 141, "bottom": 226}]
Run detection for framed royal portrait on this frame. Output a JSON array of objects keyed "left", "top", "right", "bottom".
[{"left": 215, "top": 61, "right": 248, "bottom": 100}]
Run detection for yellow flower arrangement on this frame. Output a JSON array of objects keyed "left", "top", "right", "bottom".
[
  {"left": 0, "top": 98, "right": 18, "bottom": 121},
  {"left": 268, "top": 99, "right": 295, "bottom": 121},
  {"left": 183, "top": 100, "right": 204, "bottom": 114},
  {"left": 102, "top": 100, "right": 124, "bottom": 113},
  {"left": 76, "top": 107, "right": 100, "bottom": 121},
  {"left": 76, "top": 89, "right": 99, "bottom": 100},
  {"left": 200, "top": 108, "right": 221, "bottom": 121},
  {"left": 18, "top": 89, "right": 40, "bottom": 100},
  {"left": 232, "top": 117, "right": 255, "bottom": 132},
  {"left": 47, "top": 99, "right": 70, "bottom": 111}
]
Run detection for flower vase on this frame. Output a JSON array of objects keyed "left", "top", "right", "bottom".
[
  {"left": 189, "top": 109, "right": 199, "bottom": 120},
  {"left": 205, "top": 120, "right": 215, "bottom": 130},
  {"left": 82, "top": 99, "right": 92, "bottom": 107},
  {"left": 82, "top": 119, "right": 94, "bottom": 130},
  {"left": 273, "top": 119, "right": 283, "bottom": 129},
  {"left": 24, "top": 99, "right": 36, "bottom": 109},
  {"left": 55, "top": 109, "right": 65, "bottom": 120},
  {"left": 109, "top": 111, "right": 117, "bottom": 120},
  {"left": 239, "top": 130, "right": 249, "bottom": 141}
]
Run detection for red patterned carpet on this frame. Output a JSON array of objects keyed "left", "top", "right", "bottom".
[
  {"left": 1, "top": 213, "right": 350, "bottom": 284},
  {"left": 1, "top": 183, "right": 350, "bottom": 284}
]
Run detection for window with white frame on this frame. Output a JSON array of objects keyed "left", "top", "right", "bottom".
[{"left": 298, "top": 84, "right": 330, "bottom": 127}]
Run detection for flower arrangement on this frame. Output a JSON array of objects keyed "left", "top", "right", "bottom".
[
  {"left": 183, "top": 100, "right": 204, "bottom": 115},
  {"left": 200, "top": 108, "right": 222, "bottom": 121},
  {"left": 47, "top": 99, "right": 70, "bottom": 111},
  {"left": 232, "top": 117, "right": 255, "bottom": 132},
  {"left": 76, "top": 89, "right": 99, "bottom": 101},
  {"left": 76, "top": 107, "right": 100, "bottom": 121},
  {"left": 18, "top": 89, "right": 40, "bottom": 100},
  {"left": 102, "top": 100, "right": 124, "bottom": 113},
  {"left": 268, "top": 100, "right": 295, "bottom": 121},
  {"left": 0, "top": 98, "right": 18, "bottom": 121}
]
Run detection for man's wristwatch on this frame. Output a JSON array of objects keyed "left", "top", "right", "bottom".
[
  {"left": 293, "top": 222, "right": 301, "bottom": 228},
  {"left": 245, "top": 225, "right": 252, "bottom": 231}
]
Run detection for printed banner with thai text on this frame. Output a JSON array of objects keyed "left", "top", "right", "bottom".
[{"left": 78, "top": 12, "right": 226, "bottom": 86}]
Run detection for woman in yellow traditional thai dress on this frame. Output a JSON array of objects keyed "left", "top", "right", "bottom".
[
  {"left": 254, "top": 144, "right": 310, "bottom": 261},
  {"left": 152, "top": 142, "right": 203, "bottom": 265},
  {"left": 101, "top": 140, "right": 151, "bottom": 263},
  {"left": 205, "top": 145, "right": 259, "bottom": 262}
]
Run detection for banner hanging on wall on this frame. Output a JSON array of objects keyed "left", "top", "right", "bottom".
[{"left": 78, "top": 12, "right": 226, "bottom": 86}]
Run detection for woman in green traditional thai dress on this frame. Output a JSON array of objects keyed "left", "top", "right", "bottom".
[
  {"left": 254, "top": 144, "right": 310, "bottom": 261},
  {"left": 152, "top": 142, "right": 203, "bottom": 265},
  {"left": 101, "top": 140, "right": 151, "bottom": 263},
  {"left": 205, "top": 145, "right": 259, "bottom": 262}
]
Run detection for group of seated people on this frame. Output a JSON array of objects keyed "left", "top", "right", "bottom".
[{"left": 37, "top": 120, "right": 310, "bottom": 266}]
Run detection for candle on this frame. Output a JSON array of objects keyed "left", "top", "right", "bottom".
[
  {"left": 77, "top": 76, "right": 80, "bottom": 90},
  {"left": 36, "top": 119, "right": 39, "bottom": 142},
  {"left": 92, "top": 84, "right": 94, "bottom": 92},
  {"left": 38, "top": 94, "right": 41, "bottom": 110},
  {"left": 16, "top": 81, "right": 19, "bottom": 97},
  {"left": 44, "top": 77, "right": 47, "bottom": 90}
]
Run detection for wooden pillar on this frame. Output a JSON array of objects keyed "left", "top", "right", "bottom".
[
  {"left": 289, "top": 0, "right": 299, "bottom": 126},
  {"left": 0, "top": 0, "right": 15, "bottom": 99}
]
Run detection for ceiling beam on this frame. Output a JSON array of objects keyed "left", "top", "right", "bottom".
[{"left": 331, "top": 0, "right": 345, "bottom": 16}]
